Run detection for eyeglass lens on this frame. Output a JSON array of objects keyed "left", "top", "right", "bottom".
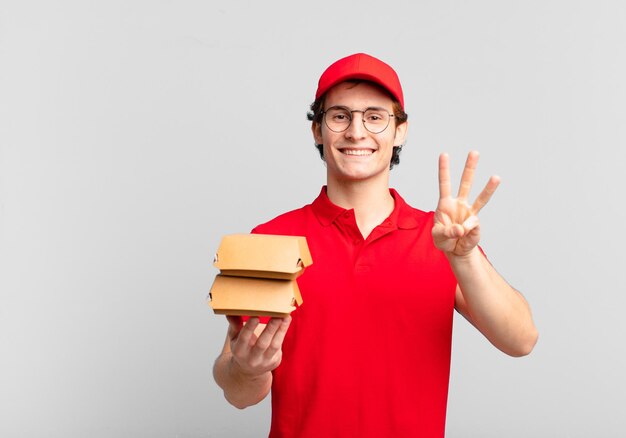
[{"left": 323, "top": 106, "right": 392, "bottom": 134}]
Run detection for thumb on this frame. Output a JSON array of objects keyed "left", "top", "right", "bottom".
[{"left": 462, "top": 215, "right": 480, "bottom": 233}]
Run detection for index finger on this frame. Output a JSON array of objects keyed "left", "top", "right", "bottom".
[
  {"left": 438, "top": 153, "right": 452, "bottom": 199},
  {"left": 226, "top": 315, "right": 243, "bottom": 328},
  {"left": 226, "top": 315, "right": 243, "bottom": 336},
  {"left": 231, "top": 317, "right": 260, "bottom": 354},
  {"left": 471, "top": 175, "right": 501, "bottom": 214}
]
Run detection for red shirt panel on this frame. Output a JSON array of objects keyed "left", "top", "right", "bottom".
[{"left": 252, "top": 187, "right": 457, "bottom": 438}]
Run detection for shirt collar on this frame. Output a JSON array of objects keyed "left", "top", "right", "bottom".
[
  {"left": 311, "top": 186, "right": 346, "bottom": 226},
  {"left": 311, "top": 186, "right": 421, "bottom": 230}
]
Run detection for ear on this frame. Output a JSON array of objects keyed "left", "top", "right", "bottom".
[
  {"left": 394, "top": 120, "right": 408, "bottom": 146},
  {"left": 311, "top": 121, "right": 323, "bottom": 145}
]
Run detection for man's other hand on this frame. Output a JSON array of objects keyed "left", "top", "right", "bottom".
[{"left": 226, "top": 315, "right": 291, "bottom": 378}]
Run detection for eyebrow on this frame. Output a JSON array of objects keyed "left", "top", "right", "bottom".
[{"left": 327, "top": 105, "right": 389, "bottom": 112}]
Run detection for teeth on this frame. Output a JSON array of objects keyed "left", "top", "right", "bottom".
[{"left": 342, "top": 149, "right": 373, "bottom": 156}]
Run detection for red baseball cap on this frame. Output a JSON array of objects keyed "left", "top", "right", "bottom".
[{"left": 315, "top": 53, "right": 404, "bottom": 109}]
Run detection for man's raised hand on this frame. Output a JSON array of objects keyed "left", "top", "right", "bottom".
[{"left": 432, "top": 151, "right": 500, "bottom": 257}]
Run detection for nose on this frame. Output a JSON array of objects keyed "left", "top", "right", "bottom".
[{"left": 344, "top": 111, "right": 367, "bottom": 140}]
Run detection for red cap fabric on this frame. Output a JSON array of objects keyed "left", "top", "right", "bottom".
[{"left": 315, "top": 53, "right": 404, "bottom": 109}]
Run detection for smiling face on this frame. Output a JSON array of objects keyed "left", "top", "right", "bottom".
[{"left": 312, "top": 81, "right": 408, "bottom": 187}]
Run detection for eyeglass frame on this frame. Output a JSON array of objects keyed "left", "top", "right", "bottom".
[{"left": 321, "top": 105, "right": 395, "bottom": 134}]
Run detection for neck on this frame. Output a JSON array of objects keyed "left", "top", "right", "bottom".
[{"left": 326, "top": 175, "right": 395, "bottom": 239}]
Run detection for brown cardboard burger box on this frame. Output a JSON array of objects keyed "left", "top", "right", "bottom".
[{"left": 208, "top": 234, "right": 313, "bottom": 317}]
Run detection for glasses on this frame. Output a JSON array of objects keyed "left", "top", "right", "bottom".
[{"left": 322, "top": 106, "right": 394, "bottom": 134}]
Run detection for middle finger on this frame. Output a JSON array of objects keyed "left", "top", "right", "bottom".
[{"left": 457, "top": 151, "right": 480, "bottom": 200}]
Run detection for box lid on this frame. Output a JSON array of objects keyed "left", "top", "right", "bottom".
[{"left": 214, "top": 234, "right": 313, "bottom": 280}]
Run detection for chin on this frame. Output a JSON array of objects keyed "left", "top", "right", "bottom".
[{"left": 332, "top": 166, "right": 389, "bottom": 182}]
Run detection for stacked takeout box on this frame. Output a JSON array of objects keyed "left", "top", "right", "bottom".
[{"left": 208, "top": 234, "right": 313, "bottom": 317}]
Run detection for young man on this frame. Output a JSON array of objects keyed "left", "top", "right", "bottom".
[{"left": 213, "top": 53, "right": 538, "bottom": 437}]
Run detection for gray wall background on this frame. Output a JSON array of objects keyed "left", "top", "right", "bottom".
[{"left": 1, "top": 1, "right": 625, "bottom": 436}]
